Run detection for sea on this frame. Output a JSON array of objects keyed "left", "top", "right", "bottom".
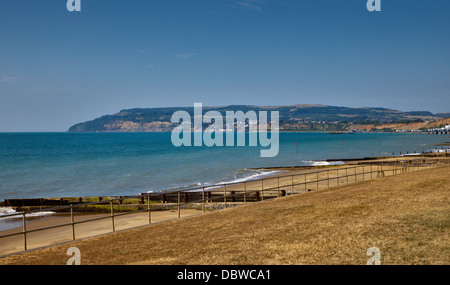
[
  {"left": 0, "top": 132, "right": 448, "bottom": 201},
  {"left": 0, "top": 131, "right": 449, "bottom": 230}
]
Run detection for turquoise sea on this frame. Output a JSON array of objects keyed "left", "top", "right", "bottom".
[{"left": 0, "top": 132, "right": 449, "bottom": 201}]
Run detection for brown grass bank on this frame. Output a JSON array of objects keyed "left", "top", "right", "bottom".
[{"left": 0, "top": 165, "right": 449, "bottom": 265}]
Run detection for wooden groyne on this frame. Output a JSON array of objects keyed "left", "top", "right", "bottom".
[{"left": 1, "top": 191, "right": 276, "bottom": 212}]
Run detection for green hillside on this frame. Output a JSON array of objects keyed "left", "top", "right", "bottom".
[{"left": 68, "top": 105, "right": 441, "bottom": 132}]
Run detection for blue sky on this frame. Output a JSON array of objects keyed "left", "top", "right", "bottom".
[{"left": 0, "top": 0, "right": 449, "bottom": 131}]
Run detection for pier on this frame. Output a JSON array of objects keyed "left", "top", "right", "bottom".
[{"left": 427, "top": 125, "right": 450, "bottom": 134}]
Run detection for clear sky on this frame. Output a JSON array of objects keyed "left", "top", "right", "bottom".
[{"left": 0, "top": 0, "right": 449, "bottom": 131}]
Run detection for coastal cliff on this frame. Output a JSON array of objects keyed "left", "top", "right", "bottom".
[{"left": 68, "top": 105, "right": 448, "bottom": 133}]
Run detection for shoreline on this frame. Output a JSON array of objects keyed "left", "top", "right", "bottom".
[
  {"left": 1, "top": 151, "right": 448, "bottom": 207},
  {"left": 0, "top": 153, "right": 448, "bottom": 256},
  {"left": 1, "top": 132, "right": 448, "bottom": 203},
  {"left": 2, "top": 130, "right": 449, "bottom": 134},
  {"left": 1, "top": 163, "right": 449, "bottom": 264}
]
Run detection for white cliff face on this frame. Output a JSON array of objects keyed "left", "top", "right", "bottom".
[{"left": 102, "top": 120, "right": 174, "bottom": 132}]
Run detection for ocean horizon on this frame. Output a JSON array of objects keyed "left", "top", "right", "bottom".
[{"left": 0, "top": 132, "right": 449, "bottom": 202}]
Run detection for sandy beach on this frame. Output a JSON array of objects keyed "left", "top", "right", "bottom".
[
  {"left": 0, "top": 161, "right": 448, "bottom": 265},
  {"left": 0, "top": 159, "right": 366, "bottom": 256},
  {"left": 1, "top": 155, "right": 447, "bottom": 258}
]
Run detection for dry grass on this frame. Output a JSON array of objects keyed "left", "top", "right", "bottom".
[{"left": 1, "top": 165, "right": 449, "bottom": 265}]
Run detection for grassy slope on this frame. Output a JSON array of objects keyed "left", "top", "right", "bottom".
[{"left": 1, "top": 165, "right": 449, "bottom": 265}]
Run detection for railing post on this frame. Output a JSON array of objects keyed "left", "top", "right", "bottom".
[
  {"left": 178, "top": 191, "right": 181, "bottom": 218},
  {"left": 304, "top": 174, "right": 307, "bottom": 192},
  {"left": 316, "top": 171, "right": 319, "bottom": 190},
  {"left": 291, "top": 174, "right": 294, "bottom": 195},
  {"left": 71, "top": 204, "right": 75, "bottom": 240},
  {"left": 148, "top": 194, "right": 152, "bottom": 224},
  {"left": 261, "top": 180, "right": 264, "bottom": 201},
  {"left": 22, "top": 211, "right": 27, "bottom": 251},
  {"left": 336, "top": 169, "right": 339, "bottom": 186},
  {"left": 345, "top": 168, "right": 348, "bottom": 184},
  {"left": 202, "top": 187, "right": 205, "bottom": 213},
  {"left": 278, "top": 177, "right": 280, "bottom": 197},
  {"left": 110, "top": 201, "right": 115, "bottom": 232},
  {"left": 327, "top": 169, "right": 330, "bottom": 188},
  {"left": 224, "top": 184, "right": 227, "bottom": 208},
  {"left": 258, "top": 178, "right": 264, "bottom": 201},
  {"left": 244, "top": 182, "right": 247, "bottom": 204}
]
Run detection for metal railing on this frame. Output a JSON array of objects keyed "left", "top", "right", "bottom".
[{"left": 1, "top": 156, "right": 449, "bottom": 255}]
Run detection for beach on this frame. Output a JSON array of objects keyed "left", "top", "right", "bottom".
[
  {"left": 0, "top": 161, "right": 448, "bottom": 265},
  {"left": 1, "top": 154, "right": 448, "bottom": 259}
]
